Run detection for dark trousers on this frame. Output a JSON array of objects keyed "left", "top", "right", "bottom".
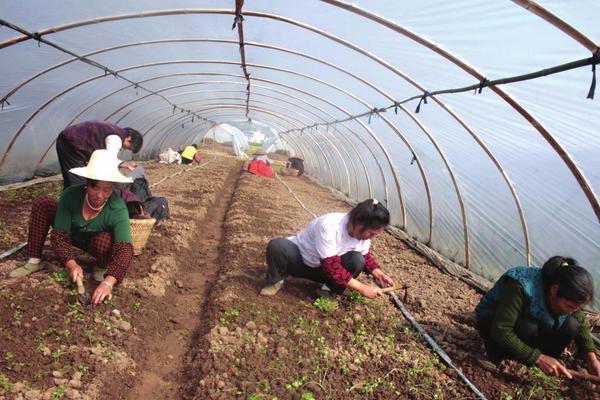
[
  {"left": 181, "top": 157, "right": 193, "bottom": 164},
  {"left": 265, "top": 238, "right": 364, "bottom": 294},
  {"left": 56, "top": 133, "right": 87, "bottom": 188},
  {"left": 477, "top": 314, "right": 581, "bottom": 362}
]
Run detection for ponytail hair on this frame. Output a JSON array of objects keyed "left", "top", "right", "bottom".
[
  {"left": 542, "top": 256, "right": 594, "bottom": 304},
  {"left": 348, "top": 199, "right": 390, "bottom": 231}
]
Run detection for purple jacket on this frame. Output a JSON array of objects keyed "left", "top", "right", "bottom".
[{"left": 59, "top": 120, "right": 128, "bottom": 160}]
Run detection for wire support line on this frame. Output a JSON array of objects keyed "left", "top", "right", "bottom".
[
  {"left": 0, "top": 17, "right": 215, "bottom": 124},
  {"left": 232, "top": 0, "right": 252, "bottom": 119},
  {"left": 278, "top": 52, "right": 600, "bottom": 135}
]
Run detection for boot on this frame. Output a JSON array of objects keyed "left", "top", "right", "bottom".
[{"left": 260, "top": 280, "right": 284, "bottom": 296}]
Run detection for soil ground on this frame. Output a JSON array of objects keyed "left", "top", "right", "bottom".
[{"left": 0, "top": 149, "right": 598, "bottom": 400}]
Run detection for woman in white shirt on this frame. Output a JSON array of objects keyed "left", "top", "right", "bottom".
[{"left": 260, "top": 199, "right": 394, "bottom": 298}]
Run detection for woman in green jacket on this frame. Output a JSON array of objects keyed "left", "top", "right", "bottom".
[{"left": 475, "top": 256, "right": 600, "bottom": 378}]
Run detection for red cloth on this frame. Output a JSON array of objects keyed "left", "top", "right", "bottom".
[{"left": 247, "top": 160, "right": 273, "bottom": 177}]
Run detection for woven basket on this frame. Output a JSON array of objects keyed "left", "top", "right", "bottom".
[{"left": 129, "top": 218, "right": 156, "bottom": 256}]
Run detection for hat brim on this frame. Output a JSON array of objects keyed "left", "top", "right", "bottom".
[{"left": 69, "top": 166, "right": 133, "bottom": 183}]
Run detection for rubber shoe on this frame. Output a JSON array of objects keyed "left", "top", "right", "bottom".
[
  {"left": 260, "top": 280, "right": 284, "bottom": 296},
  {"left": 9, "top": 262, "right": 43, "bottom": 278},
  {"left": 93, "top": 267, "right": 107, "bottom": 283}
]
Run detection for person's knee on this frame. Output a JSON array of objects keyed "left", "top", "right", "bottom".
[
  {"left": 340, "top": 251, "right": 364, "bottom": 276},
  {"left": 560, "top": 315, "right": 581, "bottom": 340},
  {"left": 514, "top": 315, "right": 539, "bottom": 339},
  {"left": 89, "top": 232, "right": 113, "bottom": 260}
]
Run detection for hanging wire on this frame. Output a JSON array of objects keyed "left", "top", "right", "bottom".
[
  {"left": 278, "top": 52, "right": 599, "bottom": 135},
  {"left": 0, "top": 17, "right": 214, "bottom": 126}
]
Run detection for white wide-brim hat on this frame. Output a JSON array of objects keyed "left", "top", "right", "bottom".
[{"left": 69, "top": 149, "right": 133, "bottom": 183}]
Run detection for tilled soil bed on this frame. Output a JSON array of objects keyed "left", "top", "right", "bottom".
[{"left": 0, "top": 150, "right": 597, "bottom": 400}]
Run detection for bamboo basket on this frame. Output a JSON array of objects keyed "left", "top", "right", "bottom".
[{"left": 129, "top": 218, "right": 156, "bottom": 256}]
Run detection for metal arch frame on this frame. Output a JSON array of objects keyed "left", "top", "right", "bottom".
[
  {"left": 111, "top": 85, "right": 368, "bottom": 198},
  {"left": 0, "top": 9, "right": 595, "bottom": 258},
  {"left": 83, "top": 72, "right": 356, "bottom": 196},
  {"left": 48, "top": 63, "right": 382, "bottom": 206},
  {"left": 4, "top": 37, "right": 445, "bottom": 246},
  {"left": 0, "top": 14, "right": 435, "bottom": 230},
  {"left": 275, "top": 4, "right": 599, "bottom": 227},
  {"left": 109, "top": 75, "right": 387, "bottom": 203},
  {"left": 5, "top": 57, "right": 410, "bottom": 234},
  {"left": 102, "top": 76, "right": 374, "bottom": 199},
  {"left": 0, "top": 36, "right": 418, "bottom": 192}
]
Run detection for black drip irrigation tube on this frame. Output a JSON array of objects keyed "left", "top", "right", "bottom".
[
  {"left": 0, "top": 153, "right": 219, "bottom": 260},
  {"left": 388, "top": 290, "right": 488, "bottom": 400}
]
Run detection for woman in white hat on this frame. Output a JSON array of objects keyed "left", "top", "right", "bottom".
[{"left": 9, "top": 150, "right": 134, "bottom": 305}]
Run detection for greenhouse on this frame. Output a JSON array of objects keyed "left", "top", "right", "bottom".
[{"left": 0, "top": 1, "right": 599, "bottom": 399}]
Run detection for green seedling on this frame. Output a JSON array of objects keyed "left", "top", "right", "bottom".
[
  {"left": 51, "top": 349, "right": 65, "bottom": 363},
  {"left": 12, "top": 309, "right": 22, "bottom": 322},
  {"left": 219, "top": 308, "right": 240, "bottom": 326},
  {"left": 0, "top": 373, "right": 12, "bottom": 392},
  {"left": 313, "top": 297, "right": 337, "bottom": 312},
  {"left": 50, "top": 387, "right": 65, "bottom": 400},
  {"left": 49, "top": 271, "right": 72, "bottom": 288},
  {"left": 285, "top": 376, "right": 306, "bottom": 390}
]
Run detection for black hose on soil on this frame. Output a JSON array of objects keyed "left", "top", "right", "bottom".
[{"left": 388, "top": 290, "right": 488, "bottom": 400}]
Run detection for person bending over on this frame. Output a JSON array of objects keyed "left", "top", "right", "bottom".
[
  {"left": 56, "top": 120, "right": 143, "bottom": 187},
  {"left": 260, "top": 199, "right": 394, "bottom": 298},
  {"left": 475, "top": 256, "right": 600, "bottom": 378}
]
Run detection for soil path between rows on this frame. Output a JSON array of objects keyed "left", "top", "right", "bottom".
[{"left": 123, "top": 165, "right": 242, "bottom": 400}]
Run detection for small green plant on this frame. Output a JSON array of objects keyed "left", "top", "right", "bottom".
[
  {"left": 0, "top": 372, "right": 12, "bottom": 392},
  {"left": 285, "top": 376, "right": 306, "bottom": 390},
  {"left": 268, "top": 308, "right": 279, "bottom": 323},
  {"left": 12, "top": 309, "right": 23, "bottom": 321},
  {"left": 133, "top": 301, "right": 142, "bottom": 311},
  {"left": 49, "top": 271, "right": 71, "bottom": 288},
  {"left": 348, "top": 290, "right": 370, "bottom": 305},
  {"left": 4, "top": 351, "right": 24, "bottom": 372},
  {"left": 51, "top": 349, "right": 65, "bottom": 363},
  {"left": 78, "top": 364, "right": 90, "bottom": 376},
  {"left": 246, "top": 394, "right": 263, "bottom": 400},
  {"left": 313, "top": 297, "right": 337, "bottom": 312},
  {"left": 103, "top": 296, "right": 118, "bottom": 307},
  {"left": 33, "top": 370, "right": 49, "bottom": 379},
  {"left": 301, "top": 392, "right": 316, "bottom": 400},
  {"left": 219, "top": 308, "right": 240, "bottom": 326},
  {"left": 102, "top": 350, "right": 114, "bottom": 360},
  {"left": 84, "top": 328, "right": 97, "bottom": 344},
  {"left": 50, "top": 387, "right": 65, "bottom": 400}
]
